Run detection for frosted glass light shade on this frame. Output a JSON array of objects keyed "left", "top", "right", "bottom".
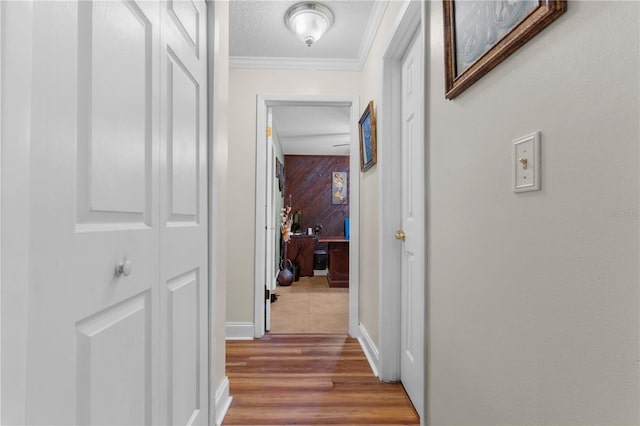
[{"left": 285, "top": 3, "right": 334, "bottom": 47}]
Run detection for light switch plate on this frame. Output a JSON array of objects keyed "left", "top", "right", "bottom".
[{"left": 513, "top": 132, "right": 541, "bottom": 193}]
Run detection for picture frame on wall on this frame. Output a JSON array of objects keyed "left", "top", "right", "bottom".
[
  {"left": 443, "top": 0, "right": 566, "bottom": 100},
  {"left": 332, "top": 172, "right": 348, "bottom": 205},
  {"left": 358, "top": 100, "right": 377, "bottom": 172},
  {"left": 275, "top": 157, "right": 285, "bottom": 194}
]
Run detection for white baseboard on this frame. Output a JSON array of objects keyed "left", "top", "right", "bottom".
[
  {"left": 358, "top": 323, "right": 380, "bottom": 378},
  {"left": 225, "top": 322, "right": 255, "bottom": 340},
  {"left": 214, "top": 376, "right": 232, "bottom": 426}
]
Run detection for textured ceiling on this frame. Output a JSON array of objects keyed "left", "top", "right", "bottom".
[
  {"left": 273, "top": 106, "right": 351, "bottom": 156},
  {"left": 231, "top": 1, "right": 386, "bottom": 156},
  {"left": 230, "top": 1, "right": 373, "bottom": 59},
  {"left": 229, "top": 0, "right": 387, "bottom": 69}
]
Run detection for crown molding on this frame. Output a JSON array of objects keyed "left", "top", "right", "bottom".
[{"left": 229, "top": 56, "right": 361, "bottom": 71}]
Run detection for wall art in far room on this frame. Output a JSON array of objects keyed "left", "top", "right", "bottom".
[{"left": 332, "top": 172, "right": 348, "bottom": 205}]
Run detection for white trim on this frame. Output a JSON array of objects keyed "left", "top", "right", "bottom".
[
  {"left": 0, "top": 3, "right": 4, "bottom": 420},
  {"left": 1, "top": 3, "right": 33, "bottom": 423},
  {"left": 230, "top": 1, "right": 388, "bottom": 72},
  {"left": 377, "top": 0, "right": 423, "bottom": 383},
  {"left": 254, "top": 94, "right": 360, "bottom": 338},
  {"left": 358, "top": 324, "right": 380, "bottom": 378},
  {"left": 347, "top": 96, "right": 361, "bottom": 338},
  {"left": 355, "top": 0, "right": 388, "bottom": 70},
  {"left": 226, "top": 322, "right": 256, "bottom": 340},
  {"left": 206, "top": 1, "right": 227, "bottom": 425},
  {"left": 264, "top": 108, "right": 275, "bottom": 333},
  {"left": 230, "top": 56, "right": 361, "bottom": 71},
  {"left": 254, "top": 95, "right": 268, "bottom": 337},
  {"left": 214, "top": 376, "right": 232, "bottom": 426}
]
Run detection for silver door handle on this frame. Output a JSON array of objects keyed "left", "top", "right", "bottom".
[{"left": 116, "top": 259, "right": 132, "bottom": 277}]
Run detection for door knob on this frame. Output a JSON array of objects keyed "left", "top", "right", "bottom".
[
  {"left": 116, "top": 259, "right": 132, "bottom": 277},
  {"left": 395, "top": 230, "right": 406, "bottom": 241}
]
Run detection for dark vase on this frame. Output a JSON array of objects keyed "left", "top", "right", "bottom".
[{"left": 277, "top": 259, "right": 294, "bottom": 286}]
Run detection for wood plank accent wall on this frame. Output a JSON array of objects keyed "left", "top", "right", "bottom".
[{"left": 284, "top": 155, "right": 349, "bottom": 237}]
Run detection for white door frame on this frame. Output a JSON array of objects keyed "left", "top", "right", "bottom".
[
  {"left": 264, "top": 107, "right": 276, "bottom": 332},
  {"left": 205, "top": 1, "right": 228, "bottom": 424},
  {"left": 254, "top": 94, "right": 360, "bottom": 338},
  {"left": 0, "top": 2, "right": 35, "bottom": 423},
  {"left": 1, "top": 3, "right": 4, "bottom": 421},
  {"left": 378, "top": 0, "right": 425, "bottom": 389}
]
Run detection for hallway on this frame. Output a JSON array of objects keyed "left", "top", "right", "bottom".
[
  {"left": 223, "top": 334, "right": 419, "bottom": 425},
  {"left": 2, "top": 1, "right": 639, "bottom": 425}
]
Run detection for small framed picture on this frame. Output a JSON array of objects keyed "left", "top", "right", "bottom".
[
  {"left": 332, "top": 172, "right": 348, "bottom": 205},
  {"left": 358, "top": 100, "right": 377, "bottom": 172}
]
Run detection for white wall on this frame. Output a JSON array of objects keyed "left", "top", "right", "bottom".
[
  {"left": 226, "top": 69, "right": 361, "bottom": 324},
  {"left": 357, "top": 0, "right": 408, "bottom": 348},
  {"left": 426, "top": 1, "right": 640, "bottom": 424}
]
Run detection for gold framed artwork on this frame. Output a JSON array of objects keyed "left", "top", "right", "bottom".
[
  {"left": 358, "top": 100, "right": 377, "bottom": 172},
  {"left": 443, "top": 0, "right": 566, "bottom": 99}
]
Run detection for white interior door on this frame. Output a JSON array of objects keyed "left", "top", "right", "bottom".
[
  {"left": 399, "top": 29, "right": 425, "bottom": 418},
  {"left": 264, "top": 107, "right": 276, "bottom": 331},
  {"left": 17, "top": 1, "right": 208, "bottom": 424},
  {"left": 160, "top": 0, "right": 209, "bottom": 425},
  {"left": 25, "top": 2, "right": 161, "bottom": 423}
]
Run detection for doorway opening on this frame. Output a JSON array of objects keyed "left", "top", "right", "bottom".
[
  {"left": 269, "top": 107, "right": 350, "bottom": 333},
  {"left": 254, "top": 95, "right": 360, "bottom": 339}
]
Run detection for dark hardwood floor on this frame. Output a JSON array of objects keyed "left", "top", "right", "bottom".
[{"left": 223, "top": 334, "right": 420, "bottom": 425}]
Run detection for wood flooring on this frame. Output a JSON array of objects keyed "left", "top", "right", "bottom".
[{"left": 223, "top": 334, "right": 420, "bottom": 425}]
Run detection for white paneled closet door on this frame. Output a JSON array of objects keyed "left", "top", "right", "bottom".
[
  {"left": 159, "top": 1, "right": 209, "bottom": 425},
  {"left": 21, "top": 1, "right": 208, "bottom": 424}
]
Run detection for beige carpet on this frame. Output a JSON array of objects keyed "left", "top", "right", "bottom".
[{"left": 270, "top": 275, "right": 348, "bottom": 333}]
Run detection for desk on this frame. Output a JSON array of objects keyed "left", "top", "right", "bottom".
[
  {"left": 286, "top": 234, "right": 315, "bottom": 277},
  {"left": 318, "top": 236, "right": 349, "bottom": 288}
]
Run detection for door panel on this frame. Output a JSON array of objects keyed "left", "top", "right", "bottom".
[
  {"left": 76, "top": 292, "right": 152, "bottom": 426},
  {"left": 160, "top": 1, "right": 208, "bottom": 425},
  {"left": 166, "top": 270, "right": 201, "bottom": 425},
  {"left": 167, "top": 50, "right": 199, "bottom": 221},
  {"left": 85, "top": 1, "right": 150, "bottom": 215},
  {"left": 26, "top": 2, "right": 160, "bottom": 424},
  {"left": 168, "top": 0, "right": 200, "bottom": 53},
  {"left": 400, "top": 29, "right": 425, "bottom": 418},
  {"left": 77, "top": 0, "right": 154, "bottom": 227}
]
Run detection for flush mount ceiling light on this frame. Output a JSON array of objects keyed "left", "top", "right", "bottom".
[{"left": 284, "top": 2, "right": 334, "bottom": 47}]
